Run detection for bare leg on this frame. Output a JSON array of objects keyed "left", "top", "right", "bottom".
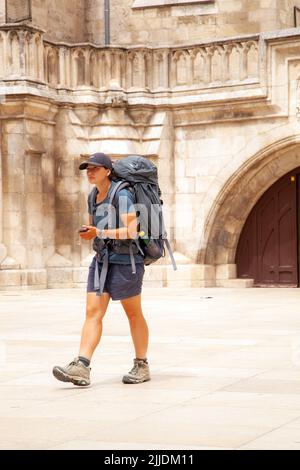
[
  {"left": 78, "top": 292, "right": 111, "bottom": 360},
  {"left": 121, "top": 294, "right": 149, "bottom": 359}
]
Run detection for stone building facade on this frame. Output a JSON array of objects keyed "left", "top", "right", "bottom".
[{"left": 2, "top": 0, "right": 300, "bottom": 289}]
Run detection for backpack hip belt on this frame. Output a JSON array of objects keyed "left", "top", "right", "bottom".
[{"left": 94, "top": 239, "right": 142, "bottom": 297}]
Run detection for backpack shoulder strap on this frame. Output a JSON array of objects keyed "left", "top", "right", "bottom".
[
  {"left": 89, "top": 187, "right": 98, "bottom": 215},
  {"left": 109, "top": 181, "right": 131, "bottom": 206},
  {"left": 108, "top": 181, "right": 131, "bottom": 229}
]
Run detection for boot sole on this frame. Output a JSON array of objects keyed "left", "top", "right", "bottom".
[
  {"left": 52, "top": 367, "right": 90, "bottom": 387},
  {"left": 122, "top": 377, "right": 151, "bottom": 384}
]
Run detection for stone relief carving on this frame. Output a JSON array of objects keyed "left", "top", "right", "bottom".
[{"left": 105, "top": 91, "right": 128, "bottom": 106}]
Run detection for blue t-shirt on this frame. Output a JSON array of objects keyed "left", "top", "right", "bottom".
[{"left": 88, "top": 181, "right": 144, "bottom": 265}]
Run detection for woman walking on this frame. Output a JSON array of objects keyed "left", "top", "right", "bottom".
[{"left": 52, "top": 153, "right": 150, "bottom": 386}]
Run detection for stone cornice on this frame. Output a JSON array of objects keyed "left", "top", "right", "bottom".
[
  {"left": 42, "top": 33, "right": 260, "bottom": 51},
  {"left": 0, "top": 22, "right": 45, "bottom": 34}
]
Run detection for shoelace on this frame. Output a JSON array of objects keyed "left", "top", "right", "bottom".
[
  {"left": 130, "top": 362, "right": 140, "bottom": 375},
  {"left": 68, "top": 359, "right": 79, "bottom": 367},
  {"left": 68, "top": 359, "right": 90, "bottom": 370}
]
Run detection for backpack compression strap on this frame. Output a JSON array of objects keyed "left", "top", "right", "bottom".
[
  {"left": 164, "top": 238, "right": 178, "bottom": 271},
  {"left": 94, "top": 243, "right": 111, "bottom": 296}
]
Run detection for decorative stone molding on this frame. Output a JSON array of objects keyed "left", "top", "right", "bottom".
[{"left": 0, "top": 24, "right": 260, "bottom": 106}]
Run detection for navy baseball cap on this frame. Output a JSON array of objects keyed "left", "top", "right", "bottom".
[{"left": 79, "top": 153, "right": 113, "bottom": 170}]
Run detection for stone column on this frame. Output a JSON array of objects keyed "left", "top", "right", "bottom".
[
  {"left": 64, "top": 48, "right": 71, "bottom": 88},
  {"left": 84, "top": 49, "right": 90, "bottom": 86},
  {"left": 59, "top": 47, "right": 66, "bottom": 87},
  {"left": 186, "top": 51, "right": 193, "bottom": 87},
  {"left": 162, "top": 50, "right": 170, "bottom": 89},
  {"left": 223, "top": 44, "right": 232, "bottom": 82},
  {"left": 138, "top": 50, "right": 146, "bottom": 89},
  {"left": 0, "top": 32, "right": 5, "bottom": 78},
  {"left": 37, "top": 34, "right": 44, "bottom": 82},
  {"left": 240, "top": 43, "right": 248, "bottom": 81},
  {"left": 204, "top": 47, "right": 213, "bottom": 84},
  {"left": 153, "top": 52, "right": 163, "bottom": 89},
  {"left": 114, "top": 50, "right": 122, "bottom": 88},
  {"left": 126, "top": 52, "right": 133, "bottom": 89},
  {"left": 105, "top": 51, "right": 112, "bottom": 88},
  {"left": 11, "top": 31, "right": 21, "bottom": 76},
  {"left": 71, "top": 51, "right": 78, "bottom": 88}
]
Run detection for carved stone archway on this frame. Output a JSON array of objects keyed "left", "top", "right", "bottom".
[{"left": 201, "top": 137, "right": 300, "bottom": 270}]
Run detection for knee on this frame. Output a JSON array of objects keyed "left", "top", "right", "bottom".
[
  {"left": 86, "top": 305, "right": 105, "bottom": 322},
  {"left": 125, "top": 310, "right": 142, "bottom": 322}
]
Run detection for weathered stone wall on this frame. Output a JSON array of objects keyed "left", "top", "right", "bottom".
[
  {"left": 4, "top": 1, "right": 300, "bottom": 46},
  {"left": 107, "top": 0, "right": 300, "bottom": 46},
  {"left": 86, "top": 0, "right": 104, "bottom": 45},
  {"left": 278, "top": 0, "right": 298, "bottom": 29},
  {"left": 0, "top": 0, "right": 5, "bottom": 23},
  {"left": 3, "top": 1, "right": 300, "bottom": 46},
  {"left": 31, "top": 0, "right": 87, "bottom": 43}
]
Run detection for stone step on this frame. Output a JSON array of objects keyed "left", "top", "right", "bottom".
[
  {"left": 0, "top": 266, "right": 255, "bottom": 290},
  {"left": 216, "top": 278, "right": 254, "bottom": 288}
]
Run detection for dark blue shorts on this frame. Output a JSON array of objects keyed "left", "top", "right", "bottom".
[{"left": 87, "top": 256, "right": 145, "bottom": 301}]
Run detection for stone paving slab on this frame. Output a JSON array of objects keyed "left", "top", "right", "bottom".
[{"left": 1, "top": 287, "right": 300, "bottom": 449}]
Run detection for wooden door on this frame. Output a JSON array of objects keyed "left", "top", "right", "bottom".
[{"left": 236, "top": 170, "right": 298, "bottom": 286}]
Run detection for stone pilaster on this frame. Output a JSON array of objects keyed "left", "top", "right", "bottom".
[
  {"left": 0, "top": 98, "right": 57, "bottom": 290},
  {"left": 0, "top": 119, "right": 8, "bottom": 265},
  {"left": 46, "top": 106, "right": 91, "bottom": 288}
]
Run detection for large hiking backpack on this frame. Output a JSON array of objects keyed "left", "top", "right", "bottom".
[{"left": 111, "top": 155, "right": 177, "bottom": 271}]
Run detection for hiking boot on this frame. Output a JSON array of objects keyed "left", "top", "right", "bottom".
[
  {"left": 122, "top": 358, "right": 151, "bottom": 384},
  {"left": 52, "top": 357, "right": 90, "bottom": 386}
]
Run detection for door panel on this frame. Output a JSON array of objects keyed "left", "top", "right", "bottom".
[{"left": 236, "top": 170, "right": 298, "bottom": 286}]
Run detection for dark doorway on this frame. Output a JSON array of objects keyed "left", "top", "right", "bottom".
[{"left": 236, "top": 169, "right": 300, "bottom": 287}]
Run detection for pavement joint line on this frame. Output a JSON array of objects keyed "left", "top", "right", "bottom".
[
  {"left": 0, "top": 334, "right": 258, "bottom": 346},
  {"left": 49, "top": 440, "right": 231, "bottom": 450},
  {"left": 216, "top": 367, "right": 279, "bottom": 393},
  {"left": 235, "top": 413, "right": 300, "bottom": 450}
]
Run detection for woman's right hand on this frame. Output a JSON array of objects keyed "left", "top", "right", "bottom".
[{"left": 79, "top": 225, "right": 97, "bottom": 240}]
